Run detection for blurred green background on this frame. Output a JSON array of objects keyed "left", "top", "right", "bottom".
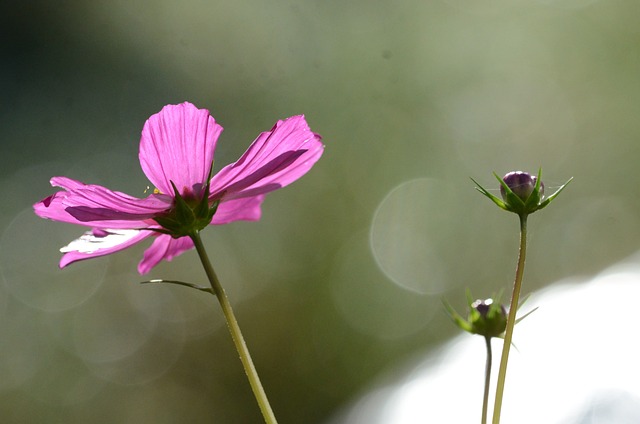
[{"left": 2, "top": 0, "right": 640, "bottom": 422}]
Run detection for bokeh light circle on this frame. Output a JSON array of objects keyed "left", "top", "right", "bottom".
[
  {"left": 331, "top": 230, "right": 436, "bottom": 340},
  {"left": 370, "top": 178, "right": 451, "bottom": 295},
  {"left": 0, "top": 209, "right": 106, "bottom": 312},
  {"left": 71, "top": 274, "right": 187, "bottom": 386}
]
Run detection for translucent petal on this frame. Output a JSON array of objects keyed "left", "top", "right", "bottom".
[
  {"left": 139, "top": 102, "right": 222, "bottom": 196},
  {"left": 210, "top": 115, "right": 323, "bottom": 200},
  {"left": 138, "top": 235, "right": 194, "bottom": 274}
]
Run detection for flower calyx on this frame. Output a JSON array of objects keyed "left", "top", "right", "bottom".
[
  {"left": 471, "top": 168, "right": 572, "bottom": 217},
  {"left": 444, "top": 291, "right": 507, "bottom": 339},
  {"left": 468, "top": 298, "right": 507, "bottom": 339},
  {"left": 153, "top": 181, "right": 218, "bottom": 238},
  {"left": 444, "top": 290, "right": 539, "bottom": 339}
]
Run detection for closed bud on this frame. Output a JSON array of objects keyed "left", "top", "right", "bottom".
[
  {"left": 469, "top": 298, "right": 507, "bottom": 339},
  {"left": 472, "top": 168, "right": 572, "bottom": 217},
  {"left": 500, "top": 171, "right": 543, "bottom": 203},
  {"left": 444, "top": 293, "right": 507, "bottom": 339}
]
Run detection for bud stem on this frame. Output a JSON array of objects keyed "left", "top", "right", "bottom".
[
  {"left": 190, "top": 232, "right": 278, "bottom": 424},
  {"left": 492, "top": 214, "right": 528, "bottom": 424},
  {"left": 482, "top": 335, "right": 493, "bottom": 424}
]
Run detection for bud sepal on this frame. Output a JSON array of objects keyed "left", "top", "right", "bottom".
[
  {"left": 471, "top": 168, "right": 572, "bottom": 217},
  {"left": 443, "top": 290, "right": 537, "bottom": 339},
  {"left": 153, "top": 180, "right": 219, "bottom": 238}
]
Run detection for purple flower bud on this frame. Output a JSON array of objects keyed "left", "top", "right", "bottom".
[
  {"left": 500, "top": 171, "right": 544, "bottom": 202},
  {"left": 470, "top": 298, "right": 507, "bottom": 338},
  {"left": 473, "top": 168, "right": 570, "bottom": 217},
  {"left": 471, "top": 299, "right": 492, "bottom": 318}
]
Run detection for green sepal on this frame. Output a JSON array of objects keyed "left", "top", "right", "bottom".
[
  {"left": 206, "top": 199, "right": 220, "bottom": 224},
  {"left": 193, "top": 177, "right": 216, "bottom": 222},
  {"left": 443, "top": 289, "right": 539, "bottom": 340},
  {"left": 512, "top": 292, "right": 538, "bottom": 325},
  {"left": 173, "top": 181, "right": 196, "bottom": 224},
  {"left": 470, "top": 177, "right": 509, "bottom": 211},
  {"left": 473, "top": 168, "right": 572, "bottom": 216},
  {"left": 153, "top": 180, "right": 219, "bottom": 238},
  {"left": 537, "top": 176, "right": 573, "bottom": 211},
  {"left": 470, "top": 301, "right": 507, "bottom": 339},
  {"left": 443, "top": 290, "right": 507, "bottom": 338},
  {"left": 442, "top": 299, "right": 473, "bottom": 333},
  {"left": 514, "top": 306, "right": 538, "bottom": 325}
]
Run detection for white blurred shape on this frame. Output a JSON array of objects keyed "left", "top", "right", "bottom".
[
  {"left": 61, "top": 229, "right": 142, "bottom": 254},
  {"left": 329, "top": 251, "right": 640, "bottom": 423}
]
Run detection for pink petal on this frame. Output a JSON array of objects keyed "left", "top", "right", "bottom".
[
  {"left": 209, "top": 115, "right": 323, "bottom": 201},
  {"left": 138, "top": 235, "right": 194, "bottom": 274},
  {"left": 139, "top": 102, "right": 223, "bottom": 196},
  {"left": 212, "top": 195, "right": 265, "bottom": 224},
  {"left": 34, "top": 177, "right": 171, "bottom": 229},
  {"left": 59, "top": 229, "right": 152, "bottom": 268}
]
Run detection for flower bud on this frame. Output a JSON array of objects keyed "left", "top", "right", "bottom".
[
  {"left": 472, "top": 168, "right": 571, "bottom": 217},
  {"left": 443, "top": 294, "right": 507, "bottom": 339},
  {"left": 500, "top": 171, "right": 544, "bottom": 203},
  {"left": 469, "top": 298, "right": 507, "bottom": 339}
]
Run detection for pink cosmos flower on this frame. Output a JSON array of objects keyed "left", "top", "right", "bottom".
[{"left": 34, "top": 102, "right": 324, "bottom": 274}]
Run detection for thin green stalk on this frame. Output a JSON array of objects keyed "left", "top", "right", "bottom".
[
  {"left": 190, "top": 232, "right": 278, "bottom": 424},
  {"left": 492, "top": 214, "right": 528, "bottom": 424},
  {"left": 482, "top": 336, "right": 492, "bottom": 424}
]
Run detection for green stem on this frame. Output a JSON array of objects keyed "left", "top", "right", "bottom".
[
  {"left": 492, "top": 214, "right": 528, "bottom": 424},
  {"left": 190, "top": 232, "right": 278, "bottom": 424},
  {"left": 482, "top": 336, "right": 492, "bottom": 424}
]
